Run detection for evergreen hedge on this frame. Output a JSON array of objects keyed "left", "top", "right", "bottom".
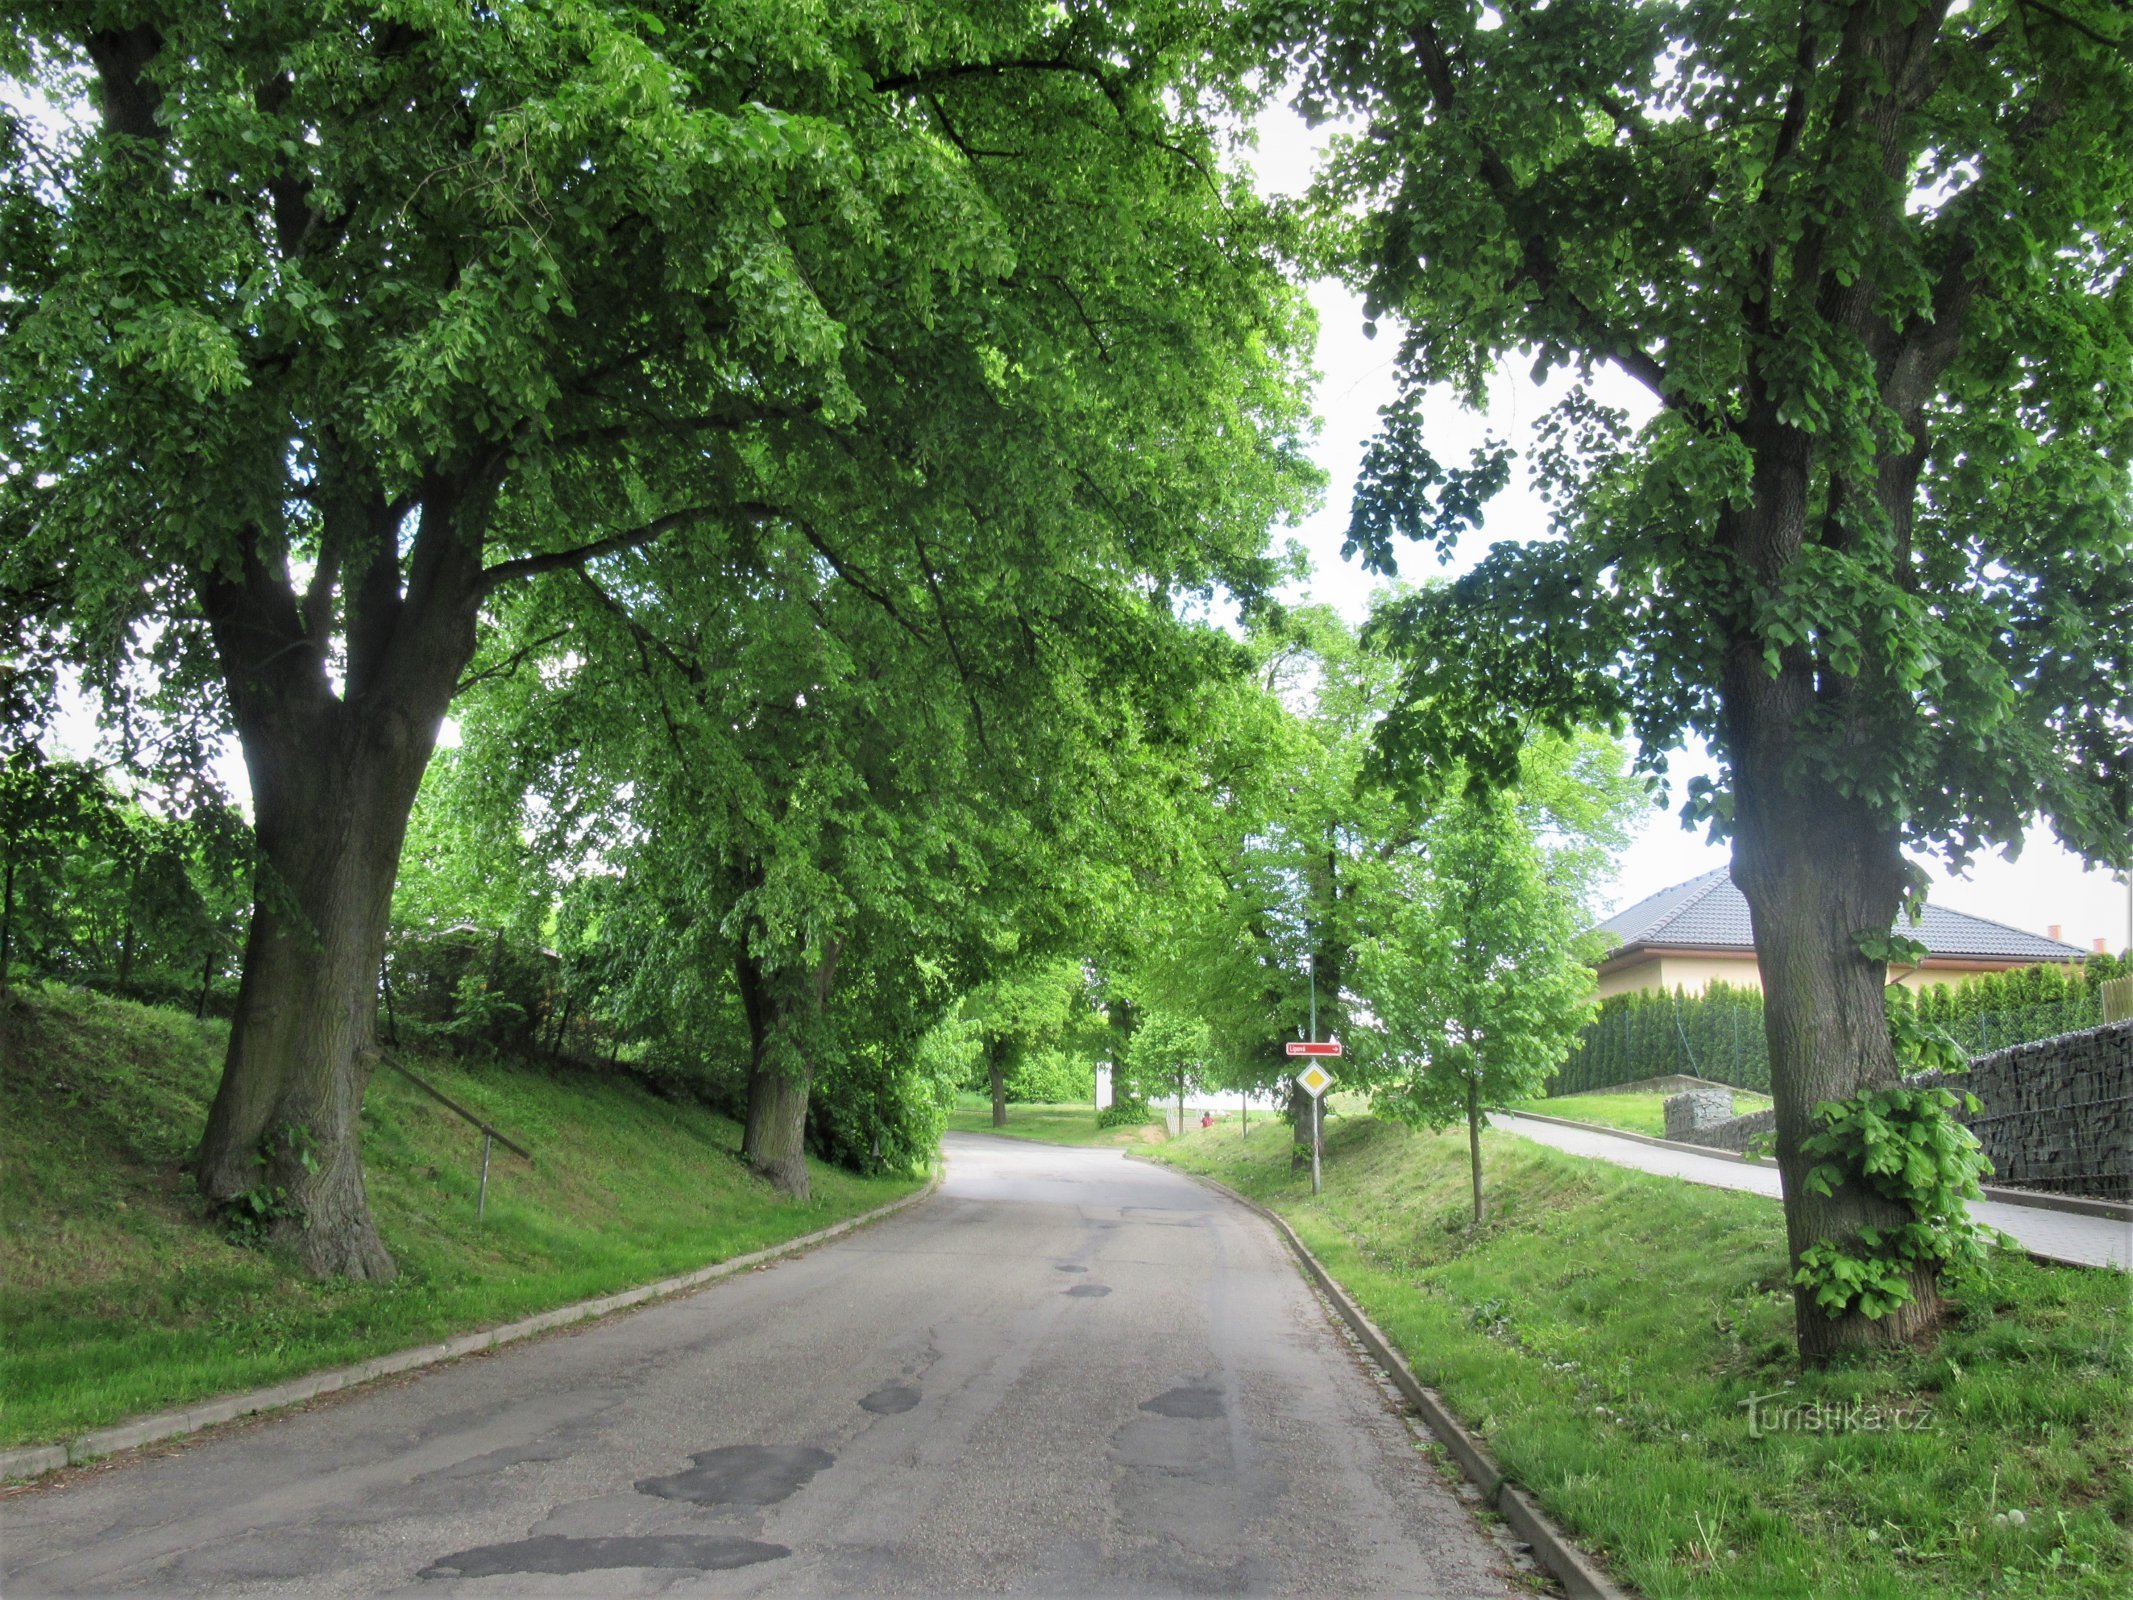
[{"left": 1549, "top": 954, "right": 2129, "bottom": 1096}]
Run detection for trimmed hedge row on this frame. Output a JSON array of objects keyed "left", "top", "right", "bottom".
[{"left": 1551, "top": 954, "right": 2129, "bottom": 1096}]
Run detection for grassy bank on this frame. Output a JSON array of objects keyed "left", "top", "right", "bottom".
[
  {"left": 0, "top": 984, "right": 924, "bottom": 1452},
  {"left": 1509, "top": 1089, "right": 1772, "bottom": 1137},
  {"left": 1155, "top": 1114, "right": 2130, "bottom": 1600},
  {"left": 944, "top": 1094, "right": 1169, "bottom": 1147}
]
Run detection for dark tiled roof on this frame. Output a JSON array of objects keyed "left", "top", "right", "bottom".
[{"left": 1597, "top": 868, "right": 2086, "bottom": 965}]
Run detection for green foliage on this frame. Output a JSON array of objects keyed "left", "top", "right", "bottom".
[
  {"left": 1122, "top": 1006, "right": 1212, "bottom": 1106},
  {"left": 1307, "top": 0, "right": 2133, "bottom": 872},
  {"left": 1795, "top": 1079, "right": 2002, "bottom": 1322},
  {"left": 1366, "top": 735, "right": 1640, "bottom": 1129},
  {"left": 0, "top": 747, "right": 251, "bottom": 1010},
  {"left": 1008, "top": 1049, "right": 1093, "bottom": 1107},
  {"left": 221, "top": 1121, "right": 316, "bottom": 1248},
  {"left": 3, "top": 0, "right": 1317, "bottom": 1233},
  {"left": 1097, "top": 1095, "right": 1154, "bottom": 1130},
  {"left": 1557, "top": 982, "right": 1775, "bottom": 1094},
  {"left": 1293, "top": 0, "right": 2132, "bottom": 1350}
]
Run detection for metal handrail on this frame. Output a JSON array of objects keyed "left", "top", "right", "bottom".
[{"left": 387, "top": 1058, "right": 533, "bottom": 1219}]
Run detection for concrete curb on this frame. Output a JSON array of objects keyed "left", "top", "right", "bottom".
[
  {"left": 1501, "top": 1111, "right": 2133, "bottom": 1223},
  {"left": 0, "top": 1169, "right": 942, "bottom": 1485},
  {"left": 1151, "top": 1159, "right": 1633, "bottom": 1600}
]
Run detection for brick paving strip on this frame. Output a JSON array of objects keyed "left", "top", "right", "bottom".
[
  {"left": 0, "top": 1171, "right": 941, "bottom": 1484},
  {"left": 1495, "top": 1114, "right": 2131, "bottom": 1271}
]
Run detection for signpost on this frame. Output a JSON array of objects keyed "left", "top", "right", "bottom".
[{"left": 1288, "top": 1046, "right": 1339, "bottom": 1196}]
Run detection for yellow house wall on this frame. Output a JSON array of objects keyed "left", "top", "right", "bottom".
[{"left": 1594, "top": 952, "right": 2060, "bottom": 999}]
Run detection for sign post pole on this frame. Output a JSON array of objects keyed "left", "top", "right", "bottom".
[{"left": 1286, "top": 1046, "right": 1338, "bottom": 1198}]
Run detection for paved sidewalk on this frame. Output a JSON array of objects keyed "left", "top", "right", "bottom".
[{"left": 1494, "top": 1114, "right": 2131, "bottom": 1272}]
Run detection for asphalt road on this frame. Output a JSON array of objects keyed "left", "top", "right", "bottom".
[{"left": 0, "top": 1133, "right": 1519, "bottom": 1598}]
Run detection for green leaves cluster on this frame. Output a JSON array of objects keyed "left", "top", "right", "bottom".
[{"left": 1796, "top": 1078, "right": 2000, "bottom": 1322}]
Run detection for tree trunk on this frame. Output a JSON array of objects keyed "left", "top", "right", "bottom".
[
  {"left": 195, "top": 946, "right": 215, "bottom": 1018},
  {"left": 990, "top": 1041, "right": 1007, "bottom": 1127},
  {"left": 194, "top": 716, "right": 439, "bottom": 1282},
  {"left": 190, "top": 483, "right": 484, "bottom": 1282},
  {"left": 0, "top": 851, "right": 13, "bottom": 994},
  {"left": 1288, "top": 1078, "right": 1313, "bottom": 1170},
  {"left": 737, "top": 941, "right": 840, "bottom": 1199},
  {"left": 1465, "top": 1072, "right": 1485, "bottom": 1228},
  {"left": 1730, "top": 747, "right": 1943, "bottom": 1361}
]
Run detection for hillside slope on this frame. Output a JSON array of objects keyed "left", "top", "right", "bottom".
[{"left": 0, "top": 984, "right": 922, "bottom": 1449}]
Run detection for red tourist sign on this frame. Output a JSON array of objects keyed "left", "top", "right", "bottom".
[{"left": 1285, "top": 1041, "right": 1342, "bottom": 1057}]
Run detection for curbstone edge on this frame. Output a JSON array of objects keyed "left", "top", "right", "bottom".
[
  {"left": 1155, "top": 1159, "right": 1635, "bottom": 1600},
  {"left": 0, "top": 1167, "right": 941, "bottom": 1486}
]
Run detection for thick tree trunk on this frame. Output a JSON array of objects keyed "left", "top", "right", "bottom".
[
  {"left": 1730, "top": 748, "right": 1942, "bottom": 1360},
  {"left": 1465, "top": 1073, "right": 1485, "bottom": 1228},
  {"left": 194, "top": 716, "right": 438, "bottom": 1281},
  {"left": 1288, "top": 1079, "right": 1313, "bottom": 1169},
  {"left": 737, "top": 941, "right": 840, "bottom": 1199},
  {"left": 989, "top": 1042, "right": 1007, "bottom": 1127},
  {"left": 744, "top": 1066, "right": 814, "bottom": 1198},
  {"left": 191, "top": 478, "right": 484, "bottom": 1282},
  {"left": 0, "top": 852, "right": 13, "bottom": 993}
]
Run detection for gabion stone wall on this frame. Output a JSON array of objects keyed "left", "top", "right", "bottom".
[
  {"left": 1933, "top": 1020, "right": 2131, "bottom": 1201},
  {"left": 1665, "top": 1020, "right": 2132, "bottom": 1201}
]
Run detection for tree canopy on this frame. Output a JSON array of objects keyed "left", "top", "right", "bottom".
[
  {"left": 2, "top": 0, "right": 1315, "bottom": 1273},
  {"left": 1291, "top": 0, "right": 2133, "bottom": 1358}
]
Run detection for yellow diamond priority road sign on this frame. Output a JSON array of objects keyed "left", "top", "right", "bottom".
[{"left": 1296, "top": 1062, "right": 1336, "bottom": 1098}]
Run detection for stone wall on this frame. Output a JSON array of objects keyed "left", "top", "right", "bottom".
[{"left": 1665, "top": 1020, "right": 2133, "bottom": 1200}]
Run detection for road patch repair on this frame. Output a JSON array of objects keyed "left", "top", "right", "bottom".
[{"left": 421, "top": 1532, "right": 789, "bottom": 1580}]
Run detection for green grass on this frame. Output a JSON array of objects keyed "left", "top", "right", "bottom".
[
  {"left": 1508, "top": 1089, "right": 1773, "bottom": 1137},
  {"left": 0, "top": 983, "right": 925, "bottom": 1452},
  {"left": 1153, "top": 1113, "right": 2131, "bottom": 1600},
  {"left": 943, "top": 1093, "right": 1170, "bottom": 1147}
]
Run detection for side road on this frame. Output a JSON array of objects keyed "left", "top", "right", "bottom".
[{"left": 1494, "top": 1112, "right": 2132, "bottom": 1270}]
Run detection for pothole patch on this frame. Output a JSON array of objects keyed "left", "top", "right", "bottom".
[
  {"left": 860, "top": 1385, "right": 920, "bottom": 1415},
  {"left": 420, "top": 1533, "right": 787, "bottom": 1579},
  {"left": 1140, "top": 1385, "right": 1225, "bottom": 1420},
  {"left": 634, "top": 1444, "right": 833, "bottom": 1507}
]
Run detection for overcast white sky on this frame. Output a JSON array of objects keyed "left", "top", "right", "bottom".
[{"left": 1250, "top": 101, "right": 2132, "bottom": 951}]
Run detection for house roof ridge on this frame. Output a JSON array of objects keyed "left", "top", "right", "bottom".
[{"left": 1596, "top": 867, "right": 2087, "bottom": 966}]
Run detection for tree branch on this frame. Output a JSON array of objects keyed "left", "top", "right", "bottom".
[
  {"left": 792, "top": 518, "right": 929, "bottom": 644},
  {"left": 472, "top": 504, "right": 730, "bottom": 601},
  {"left": 454, "top": 628, "right": 570, "bottom": 696},
  {"left": 83, "top": 26, "right": 165, "bottom": 144},
  {"left": 911, "top": 531, "right": 992, "bottom": 760},
  {"left": 873, "top": 57, "right": 1122, "bottom": 110},
  {"left": 1407, "top": 20, "right": 1682, "bottom": 416}
]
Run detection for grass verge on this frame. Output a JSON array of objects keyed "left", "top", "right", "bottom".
[
  {"left": 0, "top": 983, "right": 925, "bottom": 1452},
  {"left": 1154, "top": 1113, "right": 2130, "bottom": 1600},
  {"left": 943, "top": 1094, "right": 1169, "bottom": 1147},
  {"left": 1509, "top": 1089, "right": 1772, "bottom": 1137}
]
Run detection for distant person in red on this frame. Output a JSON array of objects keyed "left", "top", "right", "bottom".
[{"left": 1200, "top": 1111, "right": 1215, "bottom": 1129}]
